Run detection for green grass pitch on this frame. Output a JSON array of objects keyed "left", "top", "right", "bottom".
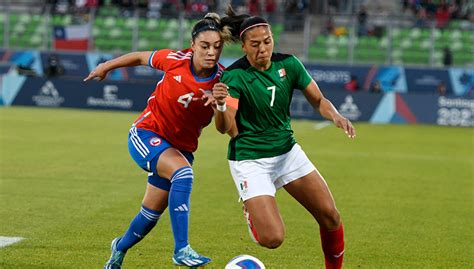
[{"left": 0, "top": 106, "right": 472, "bottom": 268}]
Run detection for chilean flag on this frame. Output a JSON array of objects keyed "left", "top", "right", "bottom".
[{"left": 53, "top": 24, "right": 90, "bottom": 51}]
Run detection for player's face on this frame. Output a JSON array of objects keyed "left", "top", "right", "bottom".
[
  {"left": 242, "top": 26, "right": 273, "bottom": 70},
  {"left": 191, "top": 31, "right": 223, "bottom": 70}
]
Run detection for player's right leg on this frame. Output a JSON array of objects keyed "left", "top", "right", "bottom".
[
  {"left": 229, "top": 159, "right": 285, "bottom": 249},
  {"left": 243, "top": 196, "right": 285, "bottom": 249}
]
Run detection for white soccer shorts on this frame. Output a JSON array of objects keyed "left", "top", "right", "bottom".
[{"left": 228, "top": 143, "right": 316, "bottom": 201}]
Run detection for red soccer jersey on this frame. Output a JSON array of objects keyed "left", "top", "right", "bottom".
[{"left": 133, "top": 48, "right": 224, "bottom": 152}]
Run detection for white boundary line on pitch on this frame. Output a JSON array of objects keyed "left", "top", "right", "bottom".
[
  {"left": 314, "top": 121, "right": 332, "bottom": 130},
  {"left": 0, "top": 236, "right": 25, "bottom": 248}
]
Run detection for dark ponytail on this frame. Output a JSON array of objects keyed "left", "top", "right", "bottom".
[
  {"left": 220, "top": 5, "right": 270, "bottom": 42},
  {"left": 220, "top": 6, "right": 251, "bottom": 43}
]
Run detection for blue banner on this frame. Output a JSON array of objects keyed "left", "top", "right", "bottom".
[
  {"left": 304, "top": 64, "right": 371, "bottom": 92},
  {"left": 11, "top": 77, "right": 154, "bottom": 111},
  {"left": 41, "top": 52, "right": 89, "bottom": 78},
  {"left": 7, "top": 76, "right": 473, "bottom": 127},
  {"left": 290, "top": 90, "right": 473, "bottom": 127},
  {"left": 291, "top": 90, "right": 383, "bottom": 122},
  {"left": 405, "top": 67, "right": 452, "bottom": 95}
]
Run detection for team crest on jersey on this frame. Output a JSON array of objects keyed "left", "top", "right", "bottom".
[
  {"left": 149, "top": 137, "right": 162, "bottom": 146},
  {"left": 240, "top": 180, "right": 249, "bottom": 196},
  {"left": 278, "top": 68, "right": 286, "bottom": 78}
]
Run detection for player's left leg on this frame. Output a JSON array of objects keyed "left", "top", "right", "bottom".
[
  {"left": 273, "top": 144, "right": 343, "bottom": 269},
  {"left": 156, "top": 148, "right": 211, "bottom": 267},
  {"left": 283, "top": 170, "right": 344, "bottom": 269},
  {"left": 105, "top": 179, "right": 169, "bottom": 269}
]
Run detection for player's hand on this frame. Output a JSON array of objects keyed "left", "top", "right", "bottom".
[
  {"left": 333, "top": 115, "right": 356, "bottom": 138},
  {"left": 83, "top": 63, "right": 108, "bottom": 82},
  {"left": 193, "top": 89, "right": 215, "bottom": 106},
  {"left": 212, "top": 82, "right": 229, "bottom": 105}
]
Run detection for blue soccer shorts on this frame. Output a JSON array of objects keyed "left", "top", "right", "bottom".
[{"left": 128, "top": 127, "right": 194, "bottom": 191}]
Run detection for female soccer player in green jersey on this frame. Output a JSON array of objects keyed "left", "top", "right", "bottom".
[{"left": 213, "top": 8, "right": 356, "bottom": 269}]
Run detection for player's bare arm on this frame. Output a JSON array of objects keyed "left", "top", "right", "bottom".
[
  {"left": 83, "top": 51, "right": 152, "bottom": 81},
  {"left": 303, "top": 80, "right": 356, "bottom": 138},
  {"left": 213, "top": 82, "right": 237, "bottom": 134}
]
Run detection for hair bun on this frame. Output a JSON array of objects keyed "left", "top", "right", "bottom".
[{"left": 204, "top": 12, "right": 221, "bottom": 24}]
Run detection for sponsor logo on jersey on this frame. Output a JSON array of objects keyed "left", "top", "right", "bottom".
[
  {"left": 339, "top": 95, "right": 361, "bottom": 120},
  {"left": 32, "top": 81, "right": 65, "bottom": 107},
  {"left": 149, "top": 137, "right": 161, "bottom": 146},
  {"left": 173, "top": 75, "right": 181, "bottom": 83}
]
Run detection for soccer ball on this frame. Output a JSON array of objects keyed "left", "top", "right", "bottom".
[{"left": 224, "top": 254, "right": 265, "bottom": 269}]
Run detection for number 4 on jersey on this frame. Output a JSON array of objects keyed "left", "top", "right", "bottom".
[{"left": 178, "top": 93, "right": 195, "bottom": 108}]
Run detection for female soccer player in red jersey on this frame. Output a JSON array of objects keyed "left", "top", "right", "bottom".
[
  {"left": 212, "top": 7, "right": 356, "bottom": 269},
  {"left": 85, "top": 13, "right": 233, "bottom": 268}
]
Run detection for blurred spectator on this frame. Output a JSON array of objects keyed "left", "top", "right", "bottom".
[
  {"left": 44, "top": 54, "right": 64, "bottom": 77},
  {"left": 265, "top": 0, "right": 276, "bottom": 13},
  {"left": 285, "top": 0, "right": 306, "bottom": 30},
  {"left": 443, "top": 47, "right": 452, "bottom": 66},
  {"left": 422, "top": 0, "right": 437, "bottom": 17},
  {"left": 370, "top": 80, "right": 382, "bottom": 93},
  {"left": 344, "top": 75, "right": 359, "bottom": 92},
  {"left": 54, "top": 0, "right": 71, "bottom": 13},
  {"left": 147, "top": 0, "right": 163, "bottom": 18},
  {"left": 248, "top": 0, "right": 261, "bottom": 15},
  {"left": 435, "top": 4, "right": 450, "bottom": 28},
  {"left": 414, "top": 7, "right": 428, "bottom": 27},
  {"left": 402, "top": 0, "right": 411, "bottom": 14},
  {"left": 357, "top": 5, "right": 368, "bottom": 36},
  {"left": 191, "top": 0, "right": 209, "bottom": 14},
  {"left": 324, "top": 16, "right": 335, "bottom": 35},
  {"left": 448, "top": 1, "right": 460, "bottom": 19},
  {"left": 437, "top": 81, "right": 446, "bottom": 95},
  {"left": 232, "top": 0, "right": 247, "bottom": 13},
  {"left": 328, "top": 0, "right": 339, "bottom": 13}
]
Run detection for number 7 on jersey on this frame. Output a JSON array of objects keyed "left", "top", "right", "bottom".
[{"left": 267, "top": 86, "right": 276, "bottom": 107}]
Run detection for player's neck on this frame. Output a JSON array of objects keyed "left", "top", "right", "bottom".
[
  {"left": 191, "top": 63, "right": 214, "bottom": 78},
  {"left": 247, "top": 57, "right": 271, "bottom": 71}
]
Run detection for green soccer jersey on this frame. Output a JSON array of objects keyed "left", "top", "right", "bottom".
[{"left": 221, "top": 53, "right": 313, "bottom": 161}]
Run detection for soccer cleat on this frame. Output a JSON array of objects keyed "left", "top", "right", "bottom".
[
  {"left": 104, "top": 237, "right": 125, "bottom": 269},
  {"left": 172, "top": 245, "right": 211, "bottom": 267},
  {"left": 243, "top": 204, "right": 260, "bottom": 244}
]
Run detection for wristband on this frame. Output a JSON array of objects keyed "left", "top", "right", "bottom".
[{"left": 216, "top": 102, "right": 227, "bottom": 112}]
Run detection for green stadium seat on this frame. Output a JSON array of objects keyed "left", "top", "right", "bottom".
[
  {"left": 314, "top": 35, "right": 327, "bottom": 46},
  {"left": 115, "top": 18, "right": 126, "bottom": 28},
  {"left": 454, "top": 52, "right": 473, "bottom": 65},
  {"left": 402, "top": 50, "right": 430, "bottom": 65},
  {"left": 124, "top": 18, "right": 137, "bottom": 29},
  {"left": 336, "top": 48, "right": 348, "bottom": 61},
  {"left": 400, "top": 28, "right": 411, "bottom": 38},
  {"left": 420, "top": 29, "right": 431, "bottom": 39}
]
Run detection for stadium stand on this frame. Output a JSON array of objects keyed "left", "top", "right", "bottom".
[
  {"left": 309, "top": 21, "right": 473, "bottom": 66},
  {"left": 0, "top": 1, "right": 472, "bottom": 66}
]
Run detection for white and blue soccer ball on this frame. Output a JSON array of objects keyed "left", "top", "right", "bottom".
[{"left": 225, "top": 254, "right": 265, "bottom": 269}]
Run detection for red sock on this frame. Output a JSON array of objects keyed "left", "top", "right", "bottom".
[{"left": 320, "top": 223, "right": 344, "bottom": 269}]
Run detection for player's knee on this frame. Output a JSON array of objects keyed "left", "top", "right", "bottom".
[
  {"left": 258, "top": 232, "right": 284, "bottom": 249},
  {"left": 319, "top": 208, "right": 341, "bottom": 230}
]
